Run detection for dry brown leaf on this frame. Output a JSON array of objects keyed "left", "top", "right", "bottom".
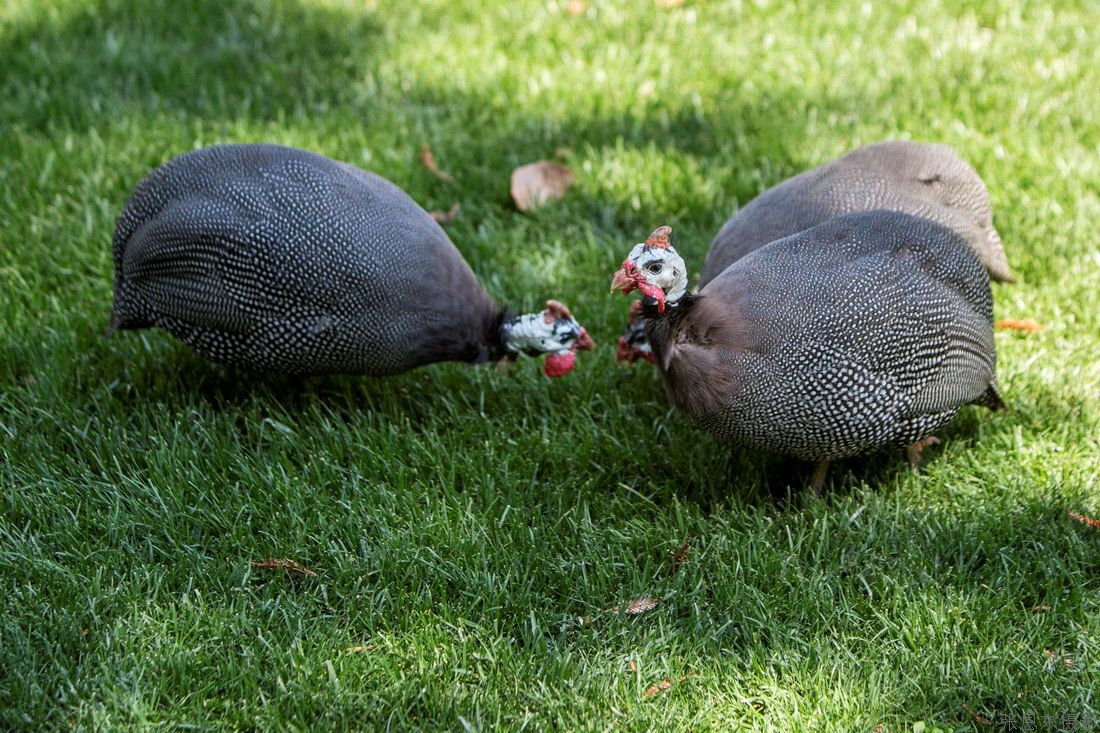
[
  {"left": 669, "top": 535, "right": 692, "bottom": 576},
  {"left": 625, "top": 596, "right": 659, "bottom": 615},
  {"left": 420, "top": 144, "right": 454, "bottom": 182},
  {"left": 510, "top": 161, "right": 574, "bottom": 211},
  {"left": 1069, "top": 511, "right": 1100, "bottom": 529},
  {"left": 645, "top": 679, "right": 672, "bottom": 696},
  {"left": 566, "top": 0, "right": 587, "bottom": 15},
  {"left": 430, "top": 203, "right": 461, "bottom": 225},
  {"left": 657, "top": 0, "right": 685, "bottom": 7},
  {"left": 872, "top": 724, "right": 886, "bottom": 733},
  {"left": 346, "top": 644, "right": 375, "bottom": 653},
  {"left": 1030, "top": 604, "right": 1052, "bottom": 613},
  {"left": 995, "top": 319, "right": 1044, "bottom": 333},
  {"left": 644, "top": 673, "right": 694, "bottom": 697},
  {"left": 628, "top": 660, "right": 637, "bottom": 672},
  {"left": 963, "top": 705, "right": 992, "bottom": 725},
  {"left": 251, "top": 558, "right": 318, "bottom": 577}
]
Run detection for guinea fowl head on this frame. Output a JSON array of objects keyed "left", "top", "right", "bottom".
[
  {"left": 501, "top": 300, "right": 594, "bottom": 378},
  {"left": 609, "top": 225, "right": 688, "bottom": 313}
]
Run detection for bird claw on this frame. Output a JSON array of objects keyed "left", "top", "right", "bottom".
[{"left": 905, "top": 436, "right": 941, "bottom": 471}]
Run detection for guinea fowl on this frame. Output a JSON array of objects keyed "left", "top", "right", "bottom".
[
  {"left": 617, "top": 140, "right": 1012, "bottom": 363},
  {"left": 610, "top": 219, "right": 1004, "bottom": 490},
  {"left": 109, "top": 143, "right": 593, "bottom": 377},
  {"left": 702, "top": 140, "right": 1013, "bottom": 285}
]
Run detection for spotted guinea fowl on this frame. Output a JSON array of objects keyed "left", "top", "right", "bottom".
[
  {"left": 616, "top": 140, "right": 1012, "bottom": 364},
  {"left": 109, "top": 143, "right": 593, "bottom": 377},
  {"left": 702, "top": 139, "right": 1013, "bottom": 285},
  {"left": 611, "top": 218, "right": 1004, "bottom": 490}
]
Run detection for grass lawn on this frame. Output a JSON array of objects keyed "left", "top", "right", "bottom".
[{"left": 1, "top": 0, "right": 1098, "bottom": 729}]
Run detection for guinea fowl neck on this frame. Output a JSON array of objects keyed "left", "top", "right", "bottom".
[
  {"left": 483, "top": 307, "right": 511, "bottom": 362},
  {"left": 640, "top": 292, "right": 696, "bottom": 322}
]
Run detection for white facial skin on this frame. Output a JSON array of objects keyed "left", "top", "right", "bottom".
[
  {"left": 624, "top": 242, "right": 689, "bottom": 306},
  {"left": 502, "top": 312, "right": 585, "bottom": 356}
]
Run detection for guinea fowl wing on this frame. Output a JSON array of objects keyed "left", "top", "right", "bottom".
[{"left": 120, "top": 199, "right": 260, "bottom": 334}]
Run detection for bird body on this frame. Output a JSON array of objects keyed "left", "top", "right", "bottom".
[
  {"left": 612, "top": 214, "right": 1002, "bottom": 483},
  {"left": 701, "top": 140, "right": 1013, "bottom": 286},
  {"left": 110, "top": 144, "right": 591, "bottom": 376}
]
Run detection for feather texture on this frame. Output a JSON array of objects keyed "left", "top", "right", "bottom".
[
  {"left": 701, "top": 140, "right": 1013, "bottom": 285},
  {"left": 110, "top": 143, "right": 503, "bottom": 375},
  {"left": 646, "top": 210, "right": 1001, "bottom": 462}
]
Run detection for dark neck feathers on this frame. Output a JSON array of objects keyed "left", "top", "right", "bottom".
[{"left": 639, "top": 293, "right": 748, "bottom": 421}]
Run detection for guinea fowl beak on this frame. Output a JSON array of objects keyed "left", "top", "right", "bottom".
[
  {"left": 610, "top": 260, "right": 667, "bottom": 312},
  {"left": 610, "top": 265, "right": 637, "bottom": 294}
]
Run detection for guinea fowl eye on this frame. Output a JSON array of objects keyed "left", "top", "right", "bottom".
[{"left": 647, "top": 263, "right": 663, "bottom": 274}]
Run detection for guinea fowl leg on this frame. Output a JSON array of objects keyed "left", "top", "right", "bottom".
[
  {"left": 904, "top": 436, "right": 942, "bottom": 472},
  {"left": 809, "top": 459, "right": 830, "bottom": 495}
]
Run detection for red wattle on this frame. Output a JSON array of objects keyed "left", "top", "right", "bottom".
[
  {"left": 544, "top": 351, "right": 576, "bottom": 378},
  {"left": 637, "top": 281, "right": 666, "bottom": 312}
]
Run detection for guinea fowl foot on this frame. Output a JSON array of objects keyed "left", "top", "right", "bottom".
[
  {"left": 809, "top": 459, "right": 831, "bottom": 495},
  {"left": 904, "top": 436, "right": 942, "bottom": 472}
]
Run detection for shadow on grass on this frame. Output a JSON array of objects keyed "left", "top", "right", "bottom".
[{"left": 0, "top": 0, "right": 384, "bottom": 131}]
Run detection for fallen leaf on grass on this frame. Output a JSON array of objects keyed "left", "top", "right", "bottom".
[
  {"left": 1030, "top": 604, "right": 1052, "bottom": 613},
  {"left": 872, "top": 724, "right": 885, "bottom": 733},
  {"left": 510, "top": 161, "right": 574, "bottom": 211},
  {"left": 420, "top": 144, "right": 454, "bottom": 182},
  {"left": 566, "top": 0, "right": 587, "bottom": 14},
  {"left": 626, "top": 596, "right": 658, "bottom": 615},
  {"left": 1068, "top": 511, "right": 1100, "bottom": 529},
  {"left": 346, "top": 644, "right": 375, "bottom": 653},
  {"left": 644, "top": 673, "right": 694, "bottom": 697},
  {"left": 962, "top": 705, "right": 992, "bottom": 725},
  {"left": 430, "top": 203, "right": 461, "bottom": 225},
  {"left": 628, "top": 660, "right": 637, "bottom": 672},
  {"left": 251, "top": 558, "right": 318, "bottom": 577},
  {"left": 1043, "top": 650, "right": 1075, "bottom": 667},
  {"left": 995, "top": 319, "right": 1044, "bottom": 333},
  {"left": 605, "top": 596, "right": 659, "bottom": 616},
  {"left": 669, "top": 535, "right": 692, "bottom": 576},
  {"left": 645, "top": 679, "right": 672, "bottom": 696}
]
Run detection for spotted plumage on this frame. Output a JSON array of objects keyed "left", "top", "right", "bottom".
[
  {"left": 612, "top": 214, "right": 1003, "bottom": 484},
  {"left": 109, "top": 143, "right": 592, "bottom": 376},
  {"left": 701, "top": 140, "right": 1013, "bottom": 286}
]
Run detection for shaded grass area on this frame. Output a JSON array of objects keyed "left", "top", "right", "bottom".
[{"left": 1, "top": 0, "right": 1097, "bottom": 729}]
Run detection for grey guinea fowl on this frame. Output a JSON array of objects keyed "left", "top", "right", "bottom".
[
  {"left": 610, "top": 216, "right": 1004, "bottom": 490},
  {"left": 109, "top": 143, "right": 594, "bottom": 377},
  {"left": 702, "top": 139, "right": 1013, "bottom": 286},
  {"left": 616, "top": 140, "right": 1012, "bottom": 364}
]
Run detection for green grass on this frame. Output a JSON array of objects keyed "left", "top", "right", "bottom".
[{"left": 1, "top": 0, "right": 1097, "bottom": 729}]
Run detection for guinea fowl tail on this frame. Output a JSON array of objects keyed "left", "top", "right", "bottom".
[
  {"left": 106, "top": 278, "right": 151, "bottom": 337},
  {"left": 972, "top": 383, "right": 1007, "bottom": 411},
  {"left": 983, "top": 228, "right": 1016, "bottom": 284}
]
